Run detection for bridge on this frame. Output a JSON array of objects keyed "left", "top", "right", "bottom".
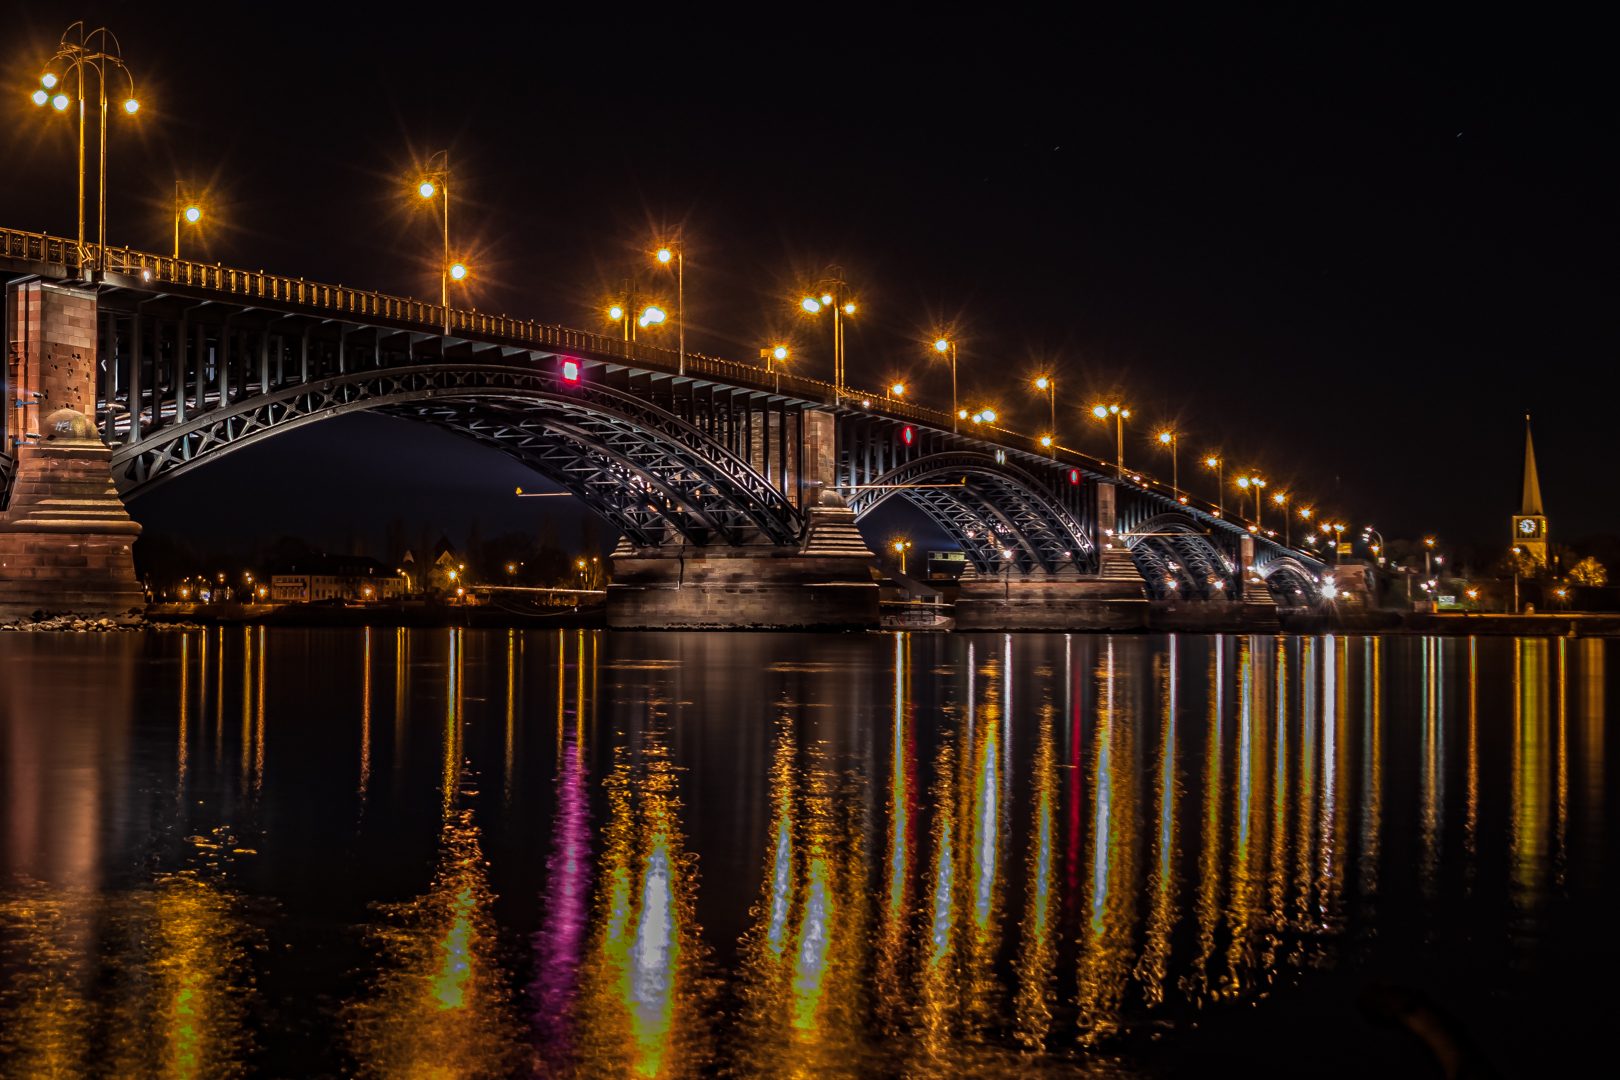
[{"left": 1, "top": 227, "right": 1330, "bottom": 628}]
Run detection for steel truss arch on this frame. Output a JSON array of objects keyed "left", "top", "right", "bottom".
[
  {"left": 107, "top": 363, "right": 805, "bottom": 548},
  {"left": 1256, "top": 555, "right": 1324, "bottom": 606},
  {"left": 1122, "top": 513, "right": 1239, "bottom": 600},
  {"left": 848, "top": 451, "right": 1093, "bottom": 575}
]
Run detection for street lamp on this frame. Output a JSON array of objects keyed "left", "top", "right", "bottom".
[
  {"left": 655, "top": 236, "right": 685, "bottom": 375},
  {"left": 32, "top": 22, "right": 141, "bottom": 273},
  {"left": 1271, "top": 491, "right": 1290, "bottom": 546},
  {"left": 1033, "top": 375, "right": 1056, "bottom": 456},
  {"left": 801, "top": 271, "right": 856, "bottom": 400},
  {"left": 416, "top": 150, "right": 461, "bottom": 332},
  {"left": 760, "top": 344, "right": 789, "bottom": 374},
  {"left": 172, "top": 180, "right": 202, "bottom": 259},
  {"left": 1157, "top": 430, "right": 1179, "bottom": 498},
  {"left": 891, "top": 538, "right": 912, "bottom": 575},
  {"left": 890, "top": 382, "right": 906, "bottom": 399},
  {"left": 1090, "top": 403, "right": 1130, "bottom": 478},
  {"left": 1204, "top": 456, "right": 1223, "bottom": 516},
  {"left": 934, "top": 337, "right": 959, "bottom": 431}
]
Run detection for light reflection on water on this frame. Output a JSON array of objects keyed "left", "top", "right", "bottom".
[{"left": 0, "top": 629, "right": 1611, "bottom": 1077}]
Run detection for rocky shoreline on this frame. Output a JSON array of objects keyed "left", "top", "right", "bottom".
[{"left": 0, "top": 614, "right": 202, "bottom": 633}]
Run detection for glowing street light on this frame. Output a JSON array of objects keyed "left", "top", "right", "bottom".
[
  {"left": 760, "top": 344, "right": 789, "bottom": 374},
  {"left": 1090, "top": 403, "right": 1130, "bottom": 478},
  {"left": 32, "top": 22, "right": 142, "bottom": 273},
  {"left": 1203, "top": 456, "right": 1224, "bottom": 516},
  {"left": 416, "top": 149, "right": 459, "bottom": 331},
  {"left": 890, "top": 382, "right": 906, "bottom": 398},
  {"left": 654, "top": 235, "right": 685, "bottom": 375},
  {"left": 934, "top": 337, "right": 959, "bottom": 431},
  {"left": 1272, "top": 490, "right": 1291, "bottom": 546},
  {"left": 801, "top": 270, "right": 857, "bottom": 399},
  {"left": 1157, "top": 430, "right": 1179, "bottom": 498},
  {"left": 891, "top": 538, "right": 912, "bottom": 575},
  {"left": 1032, "top": 374, "right": 1056, "bottom": 456}
]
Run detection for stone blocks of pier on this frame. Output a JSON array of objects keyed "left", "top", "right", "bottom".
[
  {"left": 606, "top": 493, "right": 879, "bottom": 630},
  {"left": 952, "top": 568, "right": 1152, "bottom": 631},
  {"left": 0, "top": 412, "right": 144, "bottom": 620}
]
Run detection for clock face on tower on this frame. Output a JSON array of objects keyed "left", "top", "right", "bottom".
[{"left": 1514, "top": 516, "right": 1545, "bottom": 539}]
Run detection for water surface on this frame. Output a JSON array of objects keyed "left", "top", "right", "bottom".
[{"left": 1, "top": 630, "right": 1612, "bottom": 1077}]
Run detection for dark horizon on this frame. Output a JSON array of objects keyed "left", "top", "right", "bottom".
[{"left": 3, "top": 5, "right": 1612, "bottom": 556}]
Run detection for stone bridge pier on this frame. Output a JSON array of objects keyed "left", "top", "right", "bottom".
[
  {"left": 606, "top": 410, "right": 880, "bottom": 629},
  {"left": 2, "top": 282, "right": 144, "bottom": 619}
]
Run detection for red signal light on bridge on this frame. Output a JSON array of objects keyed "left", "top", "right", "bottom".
[
  {"left": 561, "top": 360, "right": 579, "bottom": 382},
  {"left": 1069, "top": 469, "right": 1080, "bottom": 485},
  {"left": 902, "top": 426, "right": 914, "bottom": 445}
]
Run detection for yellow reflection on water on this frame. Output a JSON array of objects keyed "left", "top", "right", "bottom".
[
  {"left": 0, "top": 874, "right": 255, "bottom": 1080},
  {"left": 344, "top": 808, "right": 520, "bottom": 1079},
  {"left": 574, "top": 728, "right": 707, "bottom": 1079},
  {"left": 1136, "top": 637, "right": 1178, "bottom": 1008},
  {"left": 360, "top": 627, "right": 372, "bottom": 806},
  {"left": 1184, "top": 636, "right": 1224, "bottom": 1004},
  {"left": 1578, "top": 639, "right": 1604, "bottom": 874},
  {"left": 1076, "top": 639, "right": 1138, "bottom": 1041},
  {"left": 1014, "top": 694, "right": 1058, "bottom": 1049},
  {"left": 1511, "top": 639, "right": 1552, "bottom": 930},
  {"left": 1224, "top": 637, "right": 1267, "bottom": 995},
  {"left": 874, "top": 632, "right": 914, "bottom": 1033}
]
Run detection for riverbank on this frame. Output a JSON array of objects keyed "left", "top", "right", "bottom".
[{"left": 141, "top": 601, "right": 607, "bottom": 629}]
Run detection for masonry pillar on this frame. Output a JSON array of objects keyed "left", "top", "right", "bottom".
[
  {"left": 953, "top": 479, "right": 1149, "bottom": 630},
  {"left": 606, "top": 408, "right": 879, "bottom": 629},
  {"left": 1095, "top": 481, "right": 1147, "bottom": 584},
  {"left": 1, "top": 285, "right": 144, "bottom": 619}
]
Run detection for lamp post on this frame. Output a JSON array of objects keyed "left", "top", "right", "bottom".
[
  {"left": 1272, "top": 491, "right": 1289, "bottom": 546},
  {"left": 891, "top": 539, "right": 912, "bottom": 576},
  {"left": 1157, "top": 431, "right": 1179, "bottom": 498},
  {"left": 32, "top": 23, "right": 140, "bottom": 274},
  {"left": 416, "top": 152, "right": 465, "bottom": 333},
  {"left": 656, "top": 235, "right": 684, "bottom": 376},
  {"left": 1204, "top": 456, "right": 1223, "bottom": 516},
  {"left": 1091, "top": 403, "right": 1130, "bottom": 478},
  {"left": 172, "top": 181, "right": 201, "bottom": 259},
  {"left": 934, "top": 337, "right": 958, "bottom": 431},
  {"left": 1423, "top": 536, "right": 1436, "bottom": 577},
  {"left": 760, "top": 345, "right": 789, "bottom": 374},
  {"left": 801, "top": 271, "right": 855, "bottom": 401},
  {"left": 1033, "top": 375, "right": 1057, "bottom": 456}
]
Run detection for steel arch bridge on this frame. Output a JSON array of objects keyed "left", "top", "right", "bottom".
[{"left": 1, "top": 226, "right": 1329, "bottom": 596}]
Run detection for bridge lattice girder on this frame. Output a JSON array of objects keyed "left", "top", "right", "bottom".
[
  {"left": 108, "top": 364, "right": 804, "bottom": 549},
  {"left": 1123, "top": 513, "right": 1239, "bottom": 600},
  {"left": 1255, "top": 554, "right": 1324, "bottom": 606},
  {"left": 848, "top": 452, "right": 1093, "bottom": 575}
]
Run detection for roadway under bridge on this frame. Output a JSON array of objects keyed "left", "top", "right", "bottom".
[{"left": 2, "top": 228, "right": 1336, "bottom": 628}]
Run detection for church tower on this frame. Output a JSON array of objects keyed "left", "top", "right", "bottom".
[{"left": 1512, "top": 415, "right": 1548, "bottom": 565}]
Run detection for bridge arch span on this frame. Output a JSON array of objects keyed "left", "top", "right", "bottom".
[
  {"left": 108, "top": 363, "right": 805, "bottom": 549},
  {"left": 1122, "top": 513, "right": 1239, "bottom": 600},
  {"left": 847, "top": 451, "right": 1093, "bottom": 575},
  {"left": 1256, "top": 555, "right": 1324, "bottom": 606}
]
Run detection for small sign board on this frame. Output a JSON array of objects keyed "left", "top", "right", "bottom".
[
  {"left": 1438, "top": 595, "right": 1460, "bottom": 608},
  {"left": 1337, "top": 543, "right": 1352, "bottom": 555}
]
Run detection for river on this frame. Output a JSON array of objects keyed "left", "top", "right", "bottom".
[{"left": 0, "top": 629, "right": 1611, "bottom": 1078}]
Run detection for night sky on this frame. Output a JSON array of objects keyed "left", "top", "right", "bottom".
[{"left": 3, "top": 6, "right": 1612, "bottom": 558}]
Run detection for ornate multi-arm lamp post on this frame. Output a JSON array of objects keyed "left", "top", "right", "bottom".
[
  {"left": 655, "top": 235, "right": 685, "bottom": 375},
  {"left": 30, "top": 22, "right": 140, "bottom": 274},
  {"left": 1033, "top": 375, "right": 1056, "bottom": 456},
  {"left": 416, "top": 151, "right": 466, "bottom": 333},
  {"left": 801, "top": 271, "right": 856, "bottom": 401},
  {"left": 1091, "top": 403, "right": 1130, "bottom": 478}
]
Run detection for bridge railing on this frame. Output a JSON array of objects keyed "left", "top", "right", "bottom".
[{"left": 3, "top": 225, "right": 1318, "bottom": 561}]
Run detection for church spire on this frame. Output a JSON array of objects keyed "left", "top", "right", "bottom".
[{"left": 1522, "top": 414, "right": 1544, "bottom": 516}]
